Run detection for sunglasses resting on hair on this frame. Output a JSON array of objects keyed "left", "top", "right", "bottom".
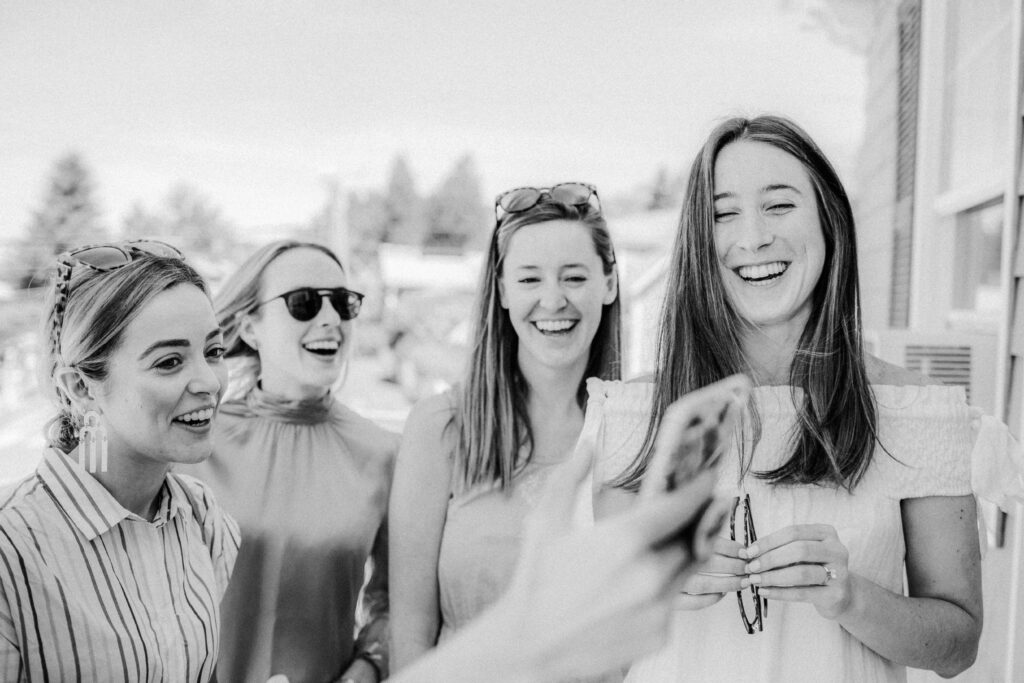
[
  {"left": 256, "top": 287, "right": 364, "bottom": 322},
  {"left": 494, "top": 182, "right": 600, "bottom": 221}
]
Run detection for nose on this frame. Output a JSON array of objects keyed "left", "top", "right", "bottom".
[
  {"left": 538, "top": 279, "right": 568, "bottom": 310},
  {"left": 734, "top": 212, "right": 774, "bottom": 252},
  {"left": 188, "top": 355, "right": 223, "bottom": 396},
  {"left": 313, "top": 293, "right": 343, "bottom": 325}
]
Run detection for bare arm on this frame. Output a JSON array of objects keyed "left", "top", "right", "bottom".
[
  {"left": 836, "top": 495, "right": 981, "bottom": 677},
  {"left": 388, "top": 393, "right": 456, "bottom": 671},
  {"left": 747, "top": 495, "right": 982, "bottom": 677}
]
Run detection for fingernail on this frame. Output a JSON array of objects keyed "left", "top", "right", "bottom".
[
  {"left": 740, "top": 578, "right": 750, "bottom": 588},
  {"left": 746, "top": 543, "right": 759, "bottom": 557},
  {"left": 745, "top": 560, "right": 760, "bottom": 573},
  {"left": 749, "top": 573, "right": 762, "bottom": 585}
]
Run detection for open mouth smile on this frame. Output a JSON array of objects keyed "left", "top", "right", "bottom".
[
  {"left": 735, "top": 261, "right": 789, "bottom": 286},
  {"left": 532, "top": 319, "right": 578, "bottom": 336},
  {"left": 302, "top": 339, "right": 341, "bottom": 356},
  {"left": 172, "top": 406, "right": 215, "bottom": 429}
]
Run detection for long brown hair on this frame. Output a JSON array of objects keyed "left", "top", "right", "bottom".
[
  {"left": 614, "top": 115, "right": 877, "bottom": 492},
  {"left": 452, "top": 197, "right": 621, "bottom": 491}
]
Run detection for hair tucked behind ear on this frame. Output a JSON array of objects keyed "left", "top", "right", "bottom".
[{"left": 41, "top": 255, "right": 208, "bottom": 452}]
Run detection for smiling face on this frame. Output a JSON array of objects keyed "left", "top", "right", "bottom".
[
  {"left": 243, "top": 247, "right": 350, "bottom": 400},
  {"left": 712, "top": 140, "right": 826, "bottom": 335},
  {"left": 90, "top": 283, "right": 227, "bottom": 475},
  {"left": 498, "top": 220, "right": 617, "bottom": 376}
]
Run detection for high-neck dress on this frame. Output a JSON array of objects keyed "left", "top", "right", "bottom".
[
  {"left": 584, "top": 379, "right": 1013, "bottom": 683},
  {"left": 182, "top": 387, "right": 397, "bottom": 683}
]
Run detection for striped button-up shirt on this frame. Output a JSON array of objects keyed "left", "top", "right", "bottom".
[{"left": 0, "top": 448, "right": 240, "bottom": 682}]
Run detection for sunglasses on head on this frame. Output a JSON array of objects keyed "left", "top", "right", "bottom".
[
  {"left": 257, "top": 287, "right": 364, "bottom": 322},
  {"left": 494, "top": 182, "right": 600, "bottom": 222},
  {"left": 51, "top": 240, "right": 186, "bottom": 351},
  {"left": 59, "top": 239, "right": 184, "bottom": 271}
]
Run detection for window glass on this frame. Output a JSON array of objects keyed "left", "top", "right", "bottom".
[{"left": 952, "top": 198, "right": 1003, "bottom": 313}]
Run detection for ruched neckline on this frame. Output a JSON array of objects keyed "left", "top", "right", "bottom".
[{"left": 219, "top": 385, "right": 334, "bottom": 424}]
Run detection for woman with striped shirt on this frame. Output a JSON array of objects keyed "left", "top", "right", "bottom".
[{"left": 0, "top": 242, "right": 240, "bottom": 682}]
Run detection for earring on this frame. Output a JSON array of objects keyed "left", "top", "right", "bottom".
[{"left": 78, "top": 410, "right": 108, "bottom": 473}]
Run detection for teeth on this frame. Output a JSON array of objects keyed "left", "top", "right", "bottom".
[
  {"left": 737, "top": 262, "right": 788, "bottom": 281},
  {"left": 534, "top": 320, "right": 576, "bottom": 333},
  {"left": 303, "top": 340, "right": 340, "bottom": 351},
  {"left": 177, "top": 408, "right": 214, "bottom": 424}
]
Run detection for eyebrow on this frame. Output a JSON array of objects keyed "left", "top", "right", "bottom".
[
  {"left": 138, "top": 329, "right": 221, "bottom": 360},
  {"left": 714, "top": 184, "right": 803, "bottom": 201},
  {"left": 512, "top": 263, "right": 591, "bottom": 270}
]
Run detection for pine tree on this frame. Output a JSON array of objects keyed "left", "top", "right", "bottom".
[
  {"left": 383, "top": 155, "right": 425, "bottom": 245},
  {"left": 424, "top": 154, "right": 489, "bottom": 252},
  {"left": 17, "top": 153, "right": 108, "bottom": 288}
]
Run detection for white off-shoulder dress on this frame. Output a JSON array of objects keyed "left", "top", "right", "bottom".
[{"left": 585, "top": 379, "right": 1007, "bottom": 683}]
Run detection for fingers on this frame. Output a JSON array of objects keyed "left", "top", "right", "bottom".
[
  {"left": 683, "top": 571, "right": 744, "bottom": 594},
  {"left": 743, "top": 563, "right": 833, "bottom": 589},
  {"left": 615, "top": 470, "right": 716, "bottom": 551},
  {"left": 673, "top": 592, "right": 725, "bottom": 610},
  {"left": 743, "top": 539, "right": 839, "bottom": 574},
  {"left": 740, "top": 523, "right": 837, "bottom": 560}
]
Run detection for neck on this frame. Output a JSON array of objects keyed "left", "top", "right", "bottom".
[
  {"left": 257, "top": 375, "right": 330, "bottom": 402},
  {"left": 739, "top": 318, "right": 808, "bottom": 386},
  {"left": 92, "top": 457, "right": 168, "bottom": 521},
  {"left": 517, "top": 355, "right": 587, "bottom": 417}
]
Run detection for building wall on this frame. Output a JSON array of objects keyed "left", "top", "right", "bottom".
[{"left": 853, "top": 1, "right": 900, "bottom": 333}]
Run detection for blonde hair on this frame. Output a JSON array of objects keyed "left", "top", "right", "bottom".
[
  {"left": 215, "top": 240, "right": 344, "bottom": 399},
  {"left": 42, "top": 255, "right": 208, "bottom": 451}
]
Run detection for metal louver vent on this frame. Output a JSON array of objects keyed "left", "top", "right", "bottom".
[{"left": 904, "top": 345, "right": 972, "bottom": 400}]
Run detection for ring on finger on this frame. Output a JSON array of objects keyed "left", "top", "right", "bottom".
[{"left": 822, "top": 564, "right": 838, "bottom": 585}]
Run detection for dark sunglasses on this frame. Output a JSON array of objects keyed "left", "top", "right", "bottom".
[
  {"left": 494, "top": 182, "right": 600, "bottom": 221},
  {"left": 257, "top": 287, "right": 364, "bottom": 322},
  {"left": 52, "top": 240, "right": 186, "bottom": 351}
]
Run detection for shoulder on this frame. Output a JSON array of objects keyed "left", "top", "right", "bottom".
[
  {"left": 403, "top": 390, "right": 457, "bottom": 437},
  {"left": 864, "top": 354, "right": 943, "bottom": 387},
  {"left": 169, "top": 472, "right": 224, "bottom": 520},
  {"left": 331, "top": 401, "right": 402, "bottom": 456},
  {"left": 0, "top": 475, "right": 46, "bottom": 527}
]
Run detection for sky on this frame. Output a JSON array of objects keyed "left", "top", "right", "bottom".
[{"left": 0, "top": 0, "right": 867, "bottom": 239}]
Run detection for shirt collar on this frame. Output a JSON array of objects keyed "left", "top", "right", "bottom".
[{"left": 38, "top": 448, "right": 191, "bottom": 541}]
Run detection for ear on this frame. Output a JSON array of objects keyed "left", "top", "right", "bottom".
[
  {"left": 498, "top": 279, "right": 509, "bottom": 310},
  {"left": 602, "top": 268, "right": 618, "bottom": 306},
  {"left": 53, "top": 366, "right": 97, "bottom": 413},
  {"left": 238, "top": 313, "right": 260, "bottom": 350}
]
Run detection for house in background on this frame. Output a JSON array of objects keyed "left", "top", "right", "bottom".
[{"left": 851, "top": 1, "right": 1022, "bottom": 680}]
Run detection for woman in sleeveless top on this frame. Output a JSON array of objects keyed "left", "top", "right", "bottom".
[{"left": 389, "top": 184, "right": 623, "bottom": 681}]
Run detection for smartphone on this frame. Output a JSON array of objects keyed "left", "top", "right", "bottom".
[{"left": 641, "top": 374, "right": 751, "bottom": 554}]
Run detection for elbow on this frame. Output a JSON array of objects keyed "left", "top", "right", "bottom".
[{"left": 935, "top": 619, "right": 982, "bottom": 678}]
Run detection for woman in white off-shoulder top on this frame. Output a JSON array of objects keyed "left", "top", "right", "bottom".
[{"left": 587, "top": 116, "right": 987, "bottom": 682}]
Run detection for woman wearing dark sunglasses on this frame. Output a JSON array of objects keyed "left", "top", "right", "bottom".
[
  {"left": 183, "top": 240, "right": 396, "bottom": 683},
  {"left": 586, "top": 116, "right": 990, "bottom": 681},
  {"left": 0, "top": 242, "right": 239, "bottom": 680},
  {"left": 389, "top": 183, "right": 625, "bottom": 680}
]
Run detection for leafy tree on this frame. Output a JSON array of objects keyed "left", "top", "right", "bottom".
[
  {"left": 424, "top": 154, "right": 489, "bottom": 252},
  {"left": 16, "top": 153, "right": 108, "bottom": 288}
]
